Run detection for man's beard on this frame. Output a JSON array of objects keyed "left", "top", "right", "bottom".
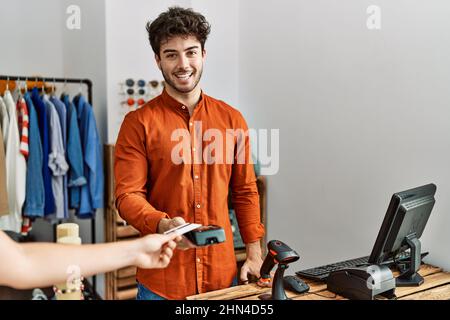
[{"left": 161, "top": 67, "right": 203, "bottom": 94}]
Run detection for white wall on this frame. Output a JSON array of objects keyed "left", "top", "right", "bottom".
[
  {"left": 191, "top": 0, "right": 239, "bottom": 107},
  {"left": 0, "top": 0, "right": 65, "bottom": 243},
  {"left": 239, "top": 0, "right": 450, "bottom": 272},
  {"left": 0, "top": 0, "right": 64, "bottom": 75}
]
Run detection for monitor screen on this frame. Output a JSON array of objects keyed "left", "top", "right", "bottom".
[{"left": 368, "top": 183, "right": 436, "bottom": 265}]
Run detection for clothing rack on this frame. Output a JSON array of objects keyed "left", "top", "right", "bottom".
[
  {"left": 0, "top": 75, "right": 97, "bottom": 294},
  {"left": 0, "top": 75, "right": 92, "bottom": 103}
]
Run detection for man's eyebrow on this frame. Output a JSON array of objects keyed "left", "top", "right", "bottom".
[
  {"left": 162, "top": 49, "right": 178, "bottom": 54},
  {"left": 162, "top": 46, "right": 200, "bottom": 54},
  {"left": 184, "top": 46, "right": 200, "bottom": 51}
]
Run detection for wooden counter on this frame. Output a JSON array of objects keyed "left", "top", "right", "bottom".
[{"left": 186, "top": 264, "right": 450, "bottom": 300}]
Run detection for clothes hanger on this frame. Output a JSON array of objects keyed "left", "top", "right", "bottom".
[
  {"left": 41, "top": 77, "right": 46, "bottom": 96},
  {"left": 34, "top": 76, "right": 38, "bottom": 92},
  {"left": 16, "top": 79, "right": 22, "bottom": 100},
  {"left": 61, "top": 78, "right": 68, "bottom": 97},
  {"left": 78, "top": 79, "right": 83, "bottom": 97},
  {"left": 52, "top": 77, "right": 56, "bottom": 97}
]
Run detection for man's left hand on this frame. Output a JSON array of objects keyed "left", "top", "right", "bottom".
[{"left": 239, "top": 241, "right": 263, "bottom": 284}]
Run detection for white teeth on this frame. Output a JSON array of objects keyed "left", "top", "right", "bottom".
[{"left": 175, "top": 73, "right": 192, "bottom": 79}]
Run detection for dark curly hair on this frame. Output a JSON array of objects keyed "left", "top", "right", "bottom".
[{"left": 146, "top": 6, "right": 211, "bottom": 57}]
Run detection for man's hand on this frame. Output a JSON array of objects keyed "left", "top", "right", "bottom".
[
  {"left": 240, "top": 241, "right": 264, "bottom": 284},
  {"left": 157, "top": 217, "right": 197, "bottom": 250}
]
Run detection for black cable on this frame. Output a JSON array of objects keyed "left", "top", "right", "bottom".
[
  {"left": 309, "top": 291, "right": 337, "bottom": 299},
  {"left": 392, "top": 249, "right": 410, "bottom": 274}
]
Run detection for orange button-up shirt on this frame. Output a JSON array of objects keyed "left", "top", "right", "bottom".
[{"left": 114, "top": 89, "right": 265, "bottom": 299}]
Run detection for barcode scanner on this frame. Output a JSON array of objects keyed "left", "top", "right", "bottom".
[{"left": 258, "top": 240, "right": 300, "bottom": 300}]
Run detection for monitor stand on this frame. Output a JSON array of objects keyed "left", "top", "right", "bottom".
[{"left": 395, "top": 233, "right": 424, "bottom": 287}]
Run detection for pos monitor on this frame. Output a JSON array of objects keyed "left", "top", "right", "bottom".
[{"left": 368, "top": 183, "right": 436, "bottom": 286}]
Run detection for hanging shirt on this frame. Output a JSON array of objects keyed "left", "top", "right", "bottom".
[
  {"left": 0, "top": 90, "right": 26, "bottom": 233},
  {"left": 23, "top": 92, "right": 45, "bottom": 217},
  {"left": 43, "top": 95, "right": 69, "bottom": 220},
  {"left": 16, "top": 97, "right": 30, "bottom": 159},
  {"left": 73, "top": 95, "right": 103, "bottom": 218},
  {"left": 0, "top": 97, "right": 9, "bottom": 148},
  {"left": 50, "top": 96, "right": 69, "bottom": 219},
  {"left": 31, "top": 87, "right": 55, "bottom": 216},
  {"left": 62, "top": 94, "right": 86, "bottom": 209},
  {"left": 50, "top": 96, "right": 67, "bottom": 144},
  {"left": 0, "top": 128, "right": 9, "bottom": 217},
  {"left": 114, "top": 89, "right": 264, "bottom": 299}
]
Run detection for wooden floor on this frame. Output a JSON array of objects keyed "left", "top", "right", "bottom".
[{"left": 186, "top": 264, "right": 450, "bottom": 300}]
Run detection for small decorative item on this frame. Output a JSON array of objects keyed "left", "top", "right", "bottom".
[
  {"left": 54, "top": 223, "right": 84, "bottom": 300},
  {"left": 118, "top": 78, "right": 164, "bottom": 114},
  {"left": 125, "top": 78, "right": 135, "bottom": 87}
]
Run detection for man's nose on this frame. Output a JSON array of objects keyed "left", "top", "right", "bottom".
[{"left": 177, "top": 54, "right": 190, "bottom": 69}]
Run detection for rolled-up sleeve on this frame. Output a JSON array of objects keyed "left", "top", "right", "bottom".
[
  {"left": 230, "top": 113, "right": 265, "bottom": 244},
  {"left": 114, "top": 112, "right": 169, "bottom": 235}
]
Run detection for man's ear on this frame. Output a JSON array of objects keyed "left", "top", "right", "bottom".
[
  {"left": 155, "top": 53, "right": 161, "bottom": 70},
  {"left": 202, "top": 49, "right": 207, "bottom": 60}
]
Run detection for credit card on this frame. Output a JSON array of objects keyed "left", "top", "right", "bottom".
[{"left": 163, "top": 222, "right": 202, "bottom": 236}]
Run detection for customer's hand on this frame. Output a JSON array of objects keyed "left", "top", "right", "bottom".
[
  {"left": 134, "top": 233, "right": 182, "bottom": 269},
  {"left": 157, "top": 217, "right": 197, "bottom": 250}
]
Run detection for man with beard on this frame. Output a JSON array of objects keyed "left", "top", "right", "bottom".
[{"left": 114, "top": 6, "right": 265, "bottom": 300}]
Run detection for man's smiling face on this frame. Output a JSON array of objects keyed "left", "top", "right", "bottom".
[{"left": 156, "top": 35, "right": 206, "bottom": 94}]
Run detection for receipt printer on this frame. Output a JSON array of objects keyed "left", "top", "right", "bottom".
[{"left": 327, "top": 265, "right": 396, "bottom": 300}]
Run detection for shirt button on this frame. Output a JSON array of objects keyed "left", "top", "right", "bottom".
[
  {"left": 182, "top": 106, "right": 186, "bottom": 109},
  {"left": 196, "top": 204, "right": 201, "bottom": 209},
  {"left": 192, "top": 147, "right": 196, "bottom": 152},
  {"left": 194, "top": 175, "right": 199, "bottom": 179},
  {"left": 189, "top": 122, "right": 193, "bottom": 126},
  {"left": 197, "top": 258, "right": 201, "bottom": 263}
]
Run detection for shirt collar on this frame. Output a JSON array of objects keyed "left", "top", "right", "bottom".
[
  {"left": 161, "top": 88, "right": 205, "bottom": 113},
  {"left": 73, "top": 94, "right": 88, "bottom": 120}
]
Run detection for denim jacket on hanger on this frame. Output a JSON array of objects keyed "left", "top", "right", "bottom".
[
  {"left": 62, "top": 94, "right": 86, "bottom": 209},
  {"left": 73, "top": 94, "right": 104, "bottom": 218},
  {"left": 23, "top": 92, "right": 45, "bottom": 217}
]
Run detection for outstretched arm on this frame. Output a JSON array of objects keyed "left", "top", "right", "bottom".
[{"left": 0, "top": 230, "right": 180, "bottom": 289}]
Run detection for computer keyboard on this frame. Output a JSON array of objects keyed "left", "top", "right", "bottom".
[
  {"left": 296, "top": 256, "right": 370, "bottom": 281},
  {"left": 296, "top": 251, "right": 428, "bottom": 281}
]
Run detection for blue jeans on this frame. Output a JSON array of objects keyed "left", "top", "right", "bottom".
[
  {"left": 136, "top": 283, "right": 166, "bottom": 300},
  {"left": 136, "top": 278, "right": 238, "bottom": 300}
]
